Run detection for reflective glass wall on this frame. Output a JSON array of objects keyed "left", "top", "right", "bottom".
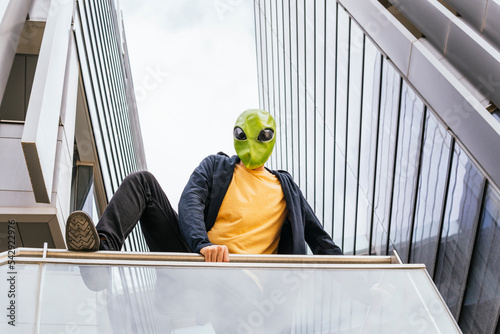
[
  {"left": 73, "top": 0, "right": 148, "bottom": 252},
  {"left": 254, "top": 1, "right": 500, "bottom": 332}
]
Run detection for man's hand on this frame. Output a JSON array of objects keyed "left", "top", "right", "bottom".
[{"left": 200, "top": 245, "right": 229, "bottom": 262}]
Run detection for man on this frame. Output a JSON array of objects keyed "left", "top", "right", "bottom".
[{"left": 66, "top": 109, "right": 343, "bottom": 260}]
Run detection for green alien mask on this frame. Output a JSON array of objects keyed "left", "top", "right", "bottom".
[{"left": 234, "top": 109, "right": 276, "bottom": 170}]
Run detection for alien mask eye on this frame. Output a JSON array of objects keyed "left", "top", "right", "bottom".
[
  {"left": 257, "top": 128, "right": 274, "bottom": 142},
  {"left": 234, "top": 127, "right": 247, "bottom": 141}
]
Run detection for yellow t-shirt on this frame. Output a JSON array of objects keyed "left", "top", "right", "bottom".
[{"left": 207, "top": 163, "right": 288, "bottom": 254}]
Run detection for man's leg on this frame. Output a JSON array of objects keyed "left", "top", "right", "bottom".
[
  {"left": 96, "top": 170, "right": 189, "bottom": 252},
  {"left": 66, "top": 171, "right": 189, "bottom": 252}
]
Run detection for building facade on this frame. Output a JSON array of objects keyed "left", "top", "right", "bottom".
[
  {"left": 254, "top": 0, "right": 500, "bottom": 333},
  {"left": 0, "top": 0, "right": 148, "bottom": 253}
]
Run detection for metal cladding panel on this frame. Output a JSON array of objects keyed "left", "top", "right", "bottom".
[
  {"left": 21, "top": 0, "right": 73, "bottom": 203},
  {"left": 339, "top": 0, "right": 416, "bottom": 77},
  {"left": 0, "top": 0, "right": 33, "bottom": 105},
  {"left": 444, "top": 0, "right": 487, "bottom": 32},
  {"left": 445, "top": 20, "right": 500, "bottom": 112},
  {"left": 484, "top": 0, "right": 500, "bottom": 51},
  {"left": 0, "top": 137, "right": 32, "bottom": 192},
  {"left": 408, "top": 40, "right": 500, "bottom": 188},
  {"left": 389, "top": 0, "right": 451, "bottom": 54},
  {"left": 387, "top": 0, "right": 500, "bottom": 117}
]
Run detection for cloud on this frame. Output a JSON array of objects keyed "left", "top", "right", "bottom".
[{"left": 119, "top": 0, "right": 259, "bottom": 206}]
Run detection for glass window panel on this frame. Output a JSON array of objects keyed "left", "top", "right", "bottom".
[
  {"left": 332, "top": 8, "right": 350, "bottom": 250},
  {"left": 296, "top": 0, "right": 305, "bottom": 82},
  {"left": 323, "top": 131, "right": 335, "bottom": 236},
  {"left": 71, "top": 164, "right": 94, "bottom": 212},
  {"left": 315, "top": 0, "right": 325, "bottom": 122},
  {"left": 346, "top": 21, "right": 364, "bottom": 171},
  {"left": 276, "top": 0, "right": 286, "bottom": 170},
  {"left": 357, "top": 37, "right": 381, "bottom": 255},
  {"left": 335, "top": 8, "right": 349, "bottom": 156},
  {"left": 305, "top": 0, "right": 315, "bottom": 102},
  {"left": 323, "top": 1, "right": 336, "bottom": 236},
  {"left": 292, "top": 66, "right": 300, "bottom": 174},
  {"left": 459, "top": 184, "right": 500, "bottom": 334},
  {"left": 298, "top": 83, "right": 306, "bottom": 189},
  {"left": 271, "top": 0, "right": 281, "bottom": 168},
  {"left": 286, "top": 100, "right": 294, "bottom": 175},
  {"left": 372, "top": 214, "right": 388, "bottom": 255},
  {"left": 306, "top": 94, "right": 315, "bottom": 202},
  {"left": 89, "top": 188, "right": 100, "bottom": 225},
  {"left": 255, "top": 1, "right": 264, "bottom": 107},
  {"left": 266, "top": 0, "right": 275, "bottom": 115},
  {"left": 289, "top": 0, "right": 300, "bottom": 179},
  {"left": 372, "top": 58, "right": 401, "bottom": 255},
  {"left": 344, "top": 22, "right": 364, "bottom": 256},
  {"left": 259, "top": 2, "right": 270, "bottom": 112},
  {"left": 314, "top": 9, "right": 325, "bottom": 216},
  {"left": 297, "top": 0, "right": 306, "bottom": 189},
  {"left": 255, "top": 1, "right": 264, "bottom": 106},
  {"left": 356, "top": 190, "right": 372, "bottom": 254},
  {"left": 123, "top": 236, "right": 132, "bottom": 252},
  {"left": 334, "top": 146, "right": 345, "bottom": 247},
  {"left": 314, "top": 0, "right": 326, "bottom": 221},
  {"left": 388, "top": 82, "right": 425, "bottom": 263},
  {"left": 283, "top": 0, "right": 293, "bottom": 172},
  {"left": 324, "top": 1, "right": 336, "bottom": 138},
  {"left": 434, "top": 144, "right": 484, "bottom": 319},
  {"left": 315, "top": 108, "right": 325, "bottom": 219},
  {"left": 410, "top": 111, "right": 452, "bottom": 275},
  {"left": 344, "top": 168, "right": 357, "bottom": 254},
  {"left": 358, "top": 38, "right": 381, "bottom": 198},
  {"left": 289, "top": 0, "right": 298, "bottom": 73}
]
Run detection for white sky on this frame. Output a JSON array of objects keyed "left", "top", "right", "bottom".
[{"left": 119, "top": 0, "right": 259, "bottom": 207}]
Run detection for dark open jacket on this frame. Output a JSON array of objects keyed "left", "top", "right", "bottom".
[{"left": 178, "top": 153, "right": 343, "bottom": 255}]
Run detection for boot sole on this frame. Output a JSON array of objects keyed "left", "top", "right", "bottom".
[{"left": 66, "top": 211, "right": 99, "bottom": 251}]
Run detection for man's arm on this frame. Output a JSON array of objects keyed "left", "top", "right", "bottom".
[{"left": 178, "top": 156, "right": 229, "bottom": 262}]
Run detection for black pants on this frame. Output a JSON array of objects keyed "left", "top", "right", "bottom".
[{"left": 96, "top": 171, "right": 190, "bottom": 252}]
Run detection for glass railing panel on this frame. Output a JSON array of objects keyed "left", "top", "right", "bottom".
[
  {"left": 29, "top": 263, "right": 460, "bottom": 333},
  {"left": 0, "top": 264, "right": 40, "bottom": 332}
]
